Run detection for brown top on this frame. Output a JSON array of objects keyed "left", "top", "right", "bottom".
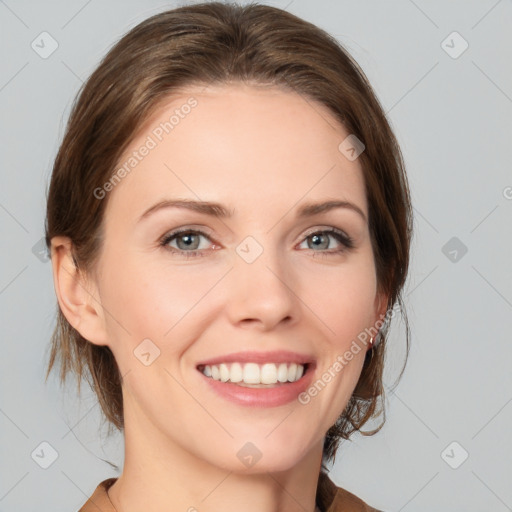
[{"left": 78, "top": 471, "right": 383, "bottom": 512}]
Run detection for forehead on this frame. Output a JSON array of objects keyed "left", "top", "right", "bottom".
[{"left": 105, "top": 83, "right": 367, "bottom": 220}]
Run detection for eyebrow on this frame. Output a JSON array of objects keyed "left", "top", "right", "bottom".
[{"left": 138, "top": 198, "right": 367, "bottom": 223}]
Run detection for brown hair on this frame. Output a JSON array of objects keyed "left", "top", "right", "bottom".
[{"left": 45, "top": 0, "right": 412, "bottom": 477}]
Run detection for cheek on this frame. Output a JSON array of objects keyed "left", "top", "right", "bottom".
[
  {"left": 302, "top": 254, "right": 378, "bottom": 346},
  {"left": 97, "top": 251, "right": 220, "bottom": 357}
]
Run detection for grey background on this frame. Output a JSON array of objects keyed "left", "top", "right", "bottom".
[{"left": 1, "top": 0, "right": 511, "bottom": 511}]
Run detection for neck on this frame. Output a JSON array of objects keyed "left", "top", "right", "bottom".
[{"left": 108, "top": 394, "right": 325, "bottom": 512}]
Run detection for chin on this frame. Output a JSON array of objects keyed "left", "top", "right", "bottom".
[{"left": 201, "top": 438, "right": 313, "bottom": 475}]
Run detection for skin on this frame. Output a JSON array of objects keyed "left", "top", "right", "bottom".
[{"left": 52, "top": 82, "right": 387, "bottom": 512}]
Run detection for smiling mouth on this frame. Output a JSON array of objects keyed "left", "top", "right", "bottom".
[{"left": 196, "top": 361, "right": 312, "bottom": 386}]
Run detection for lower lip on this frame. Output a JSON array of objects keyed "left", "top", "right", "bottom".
[{"left": 197, "top": 364, "right": 316, "bottom": 407}]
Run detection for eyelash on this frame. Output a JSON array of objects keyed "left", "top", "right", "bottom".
[{"left": 159, "top": 227, "right": 354, "bottom": 259}]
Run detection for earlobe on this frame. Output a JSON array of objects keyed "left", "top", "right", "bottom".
[{"left": 50, "top": 236, "right": 108, "bottom": 346}]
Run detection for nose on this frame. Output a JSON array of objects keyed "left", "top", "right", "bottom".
[{"left": 224, "top": 244, "right": 299, "bottom": 331}]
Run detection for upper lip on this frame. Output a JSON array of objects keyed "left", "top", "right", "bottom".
[{"left": 196, "top": 350, "right": 316, "bottom": 368}]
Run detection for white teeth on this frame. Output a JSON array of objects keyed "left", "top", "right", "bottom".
[
  {"left": 200, "top": 362, "right": 307, "bottom": 384},
  {"left": 287, "top": 363, "right": 297, "bottom": 382},
  {"left": 230, "top": 362, "right": 243, "bottom": 383},
  {"left": 243, "top": 363, "right": 260, "bottom": 384},
  {"left": 261, "top": 363, "right": 276, "bottom": 384},
  {"left": 219, "top": 363, "right": 230, "bottom": 382},
  {"left": 277, "top": 363, "right": 289, "bottom": 382}
]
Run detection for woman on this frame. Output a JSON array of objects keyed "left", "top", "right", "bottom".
[{"left": 45, "top": 3, "right": 412, "bottom": 511}]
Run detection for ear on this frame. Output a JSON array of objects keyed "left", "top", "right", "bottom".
[
  {"left": 373, "top": 289, "right": 390, "bottom": 337},
  {"left": 50, "top": 236, "right": 108, "bottom": 346}
]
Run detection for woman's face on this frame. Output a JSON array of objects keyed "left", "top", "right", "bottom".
[{"left": 91, "top": 83, "right": 386, "bottom": 472}]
